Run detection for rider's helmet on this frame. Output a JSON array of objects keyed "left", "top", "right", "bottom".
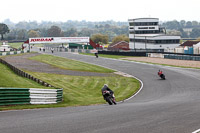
[{"left": 104, "top": 84, "right": 108, "bottom": 87}]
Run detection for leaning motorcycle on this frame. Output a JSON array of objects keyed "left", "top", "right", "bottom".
[
  {"left": 102, "top": 90, "right": 116, "bottom": 105},
  {"left": 160, "top": 74, "right": 166, "bottom": 80}
]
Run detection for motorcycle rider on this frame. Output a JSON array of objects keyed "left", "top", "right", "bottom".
[
  {"left": 101, "top": 84, "right": 116, "bottom": 104},
  {"left": 158, "top": 69, "right": 166, "bottom": 79},
  {"left": 95, "top": 52, "right": 98, "bottom": 58},
  {"left": 158, "top": 70, "right": 163, "bottom": 76}
]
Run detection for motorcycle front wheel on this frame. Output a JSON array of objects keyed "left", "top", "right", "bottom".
[{"left": 106, "top": 97, "right": 113, "bottom": 105}]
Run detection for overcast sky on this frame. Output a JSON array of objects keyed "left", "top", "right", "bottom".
[{"left": 1, "top": 0, "right": 199, "bottom": 23}]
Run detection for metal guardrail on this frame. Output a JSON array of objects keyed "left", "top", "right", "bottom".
[
  {"left": 0, "top": 88, "right": 63, "bottom": 106},
  {"left": 164, "top": 54, "right": 200, "bottom": 61}
]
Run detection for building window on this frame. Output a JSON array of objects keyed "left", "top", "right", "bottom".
[
  {"left": 138, "top": 27, "right": 148, "bottom": 29},
  {"left": 129, "top": 23, "right": 134, "bottom": 26},
  {"left": 131, "top": 22, "right": 158, "bottom": 26},
  {"left": 135, "top": 30, "right": 159, "bottom": 34},
  {"left": 130, "top": 39, "right": 180, "bottom": 44}
]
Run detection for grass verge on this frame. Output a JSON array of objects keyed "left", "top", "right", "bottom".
[
  {"left": 0, "top": 71, "right": 140, "bottom": 110},
  {"left": 9, "top": 42, "right": 23, "bottom": 49},
  {"left": 0, "top": 53, "right": 140, "bottom": 110},
  {"left": 29, "top": 54, "right": 115, "bottom": 73},
  {"left": 0, "top": 63, "right": 52, "bottom": 88}
]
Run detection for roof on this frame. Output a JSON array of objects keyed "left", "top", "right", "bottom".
[
  {"left": 180, "top": 41, "right": 200, "bottom": 47},
  {"left": 128, "top": 18, "right": 158, "bottom": 21},
  {"left": 109, "top": 41, "right": 129, "bottom": 47}
]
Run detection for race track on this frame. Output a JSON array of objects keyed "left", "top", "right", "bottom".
[{"left": 1, "top": 51, "right": 200, "bottom": 133}]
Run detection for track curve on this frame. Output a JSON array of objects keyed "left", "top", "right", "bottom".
[{"left": 1, "top": 51, "right": 200, "bottom": 133}]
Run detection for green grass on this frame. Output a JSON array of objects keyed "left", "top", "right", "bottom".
[
  {"left": 28, "top": 72, "right": 140, "bottom": 104},
  {"left": 9, "top": 42, "right": 45, "bottom": 49},
  {"left": 29, "top": 54, "right": 115, "bottom": 73},
  {"left": 0, "top": 71, "right": 139, "bottom": 110},
  {"left": 0, "top": 53, "right": 140, "bottom": 110},
  {"left": 80, "top": 53, "right": 138, "bottom": 59},
  {"left": 9, "top": 42, "right": 24, "bottom": 49},
  {"left": 0, "top": 63, "right": 52, "bottom": 88}
]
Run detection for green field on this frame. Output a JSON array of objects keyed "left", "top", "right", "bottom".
[
  {"left": 9, "top": 42, "right": 23, "bottom": 49},
  {"left": 29, "top": 54, "right": 115, "bottom": 73},
  {"left": 0, "top": 63, "right": 52, "bottom": 88},
  {"left": 9, "top": 42, "right": 44, "bottom": 49},
  {"left": 0, "top": 54, "right": 140, "bottom": 110}
]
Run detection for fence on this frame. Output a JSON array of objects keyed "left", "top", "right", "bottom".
[
  {"left": 164, "top": 54, "right": 200, "bottom": 61},
  {"left": 0, "top": 58, "right": 63, "bottom": 106},
  {"left": 147, "top": 53, "right": 200, "bottom": 61},
  {"left": 0, "top": 88, "right": 63, "bottom": 106},
  {"left": 44, "top": 47, "right": 92, "bottom": 53}
]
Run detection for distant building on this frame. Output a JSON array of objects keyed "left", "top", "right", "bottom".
[
  {"left": 107, "top": 41, "right": 129, "bottom": 51},
  {"left": 128, "top": 18, "right": 181, "bottom": 49},
  {"left": 180, "top": 41, "right": 200, "bottom": 47},
  {"left": 0, "top": 41, "right": 11, "bottom": 52},
  {"left": 179, "top": 40, "right": 200, "bottom": 54}
]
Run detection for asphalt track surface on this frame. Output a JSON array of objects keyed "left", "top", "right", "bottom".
[{"left": 1, "top": 50, "right": 200, "bottom": 133}]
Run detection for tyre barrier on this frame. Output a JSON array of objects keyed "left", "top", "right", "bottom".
[
  {"left": 0, "top": 50, "right": 29, "bottom": 56},
  {"left": 0, "top": 58, "right": 63, "bottom": 106},
  {"left": 0, "top": 88, "right": 63, "bottom": 106}
]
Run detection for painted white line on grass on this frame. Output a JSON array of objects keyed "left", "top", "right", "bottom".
[
  {"left": 56, "top": 53, "right": 144, "bottom": 103},
  {"left": 192, "top": 128, "right": 200, "bottom": 133},
  {"left": 119, "top": 72, "right": 143, "bottom": 103}
]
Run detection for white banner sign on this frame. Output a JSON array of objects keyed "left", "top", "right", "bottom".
[{"left": 29, "top": 37, "right": 90, "bottom": 44}]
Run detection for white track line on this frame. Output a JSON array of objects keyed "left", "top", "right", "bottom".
[
  {"left": 192, "top": 129, "right": 200, "bottom": 133},
  {"left": 59, "top": 53, "right": 144, "bottom": 103}
]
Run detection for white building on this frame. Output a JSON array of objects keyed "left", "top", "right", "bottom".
[
  {"left": 128, "top": 18, "right": 180, "bottom": 49},
  {"left": 0, "top": 43, "right": 11, "bottom": 52}
]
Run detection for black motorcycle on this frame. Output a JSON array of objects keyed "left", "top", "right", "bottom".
[
  {"left": 160, "top": 74, "right": 166, "bottom": 80},
  {"left": 102, "top": 90, "right": 116, "bottom": 105},
  {"left": 95, "top": 53, "right": 98, "bottom": 58}
]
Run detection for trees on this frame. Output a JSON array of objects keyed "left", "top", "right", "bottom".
[
  {"left": 78, "top": 28, "right": 93, "bottom": 37},
  {"left": 28, "top": 30, "right": 40, "bottom": 38},
  {"left": 186, "top": 21, "right": 192, "bottom": 28},
  {"left": 112, "top": 34, "right": 129, "bottom": 44},
  {"left": 190, "top": 28, "right": 200, "bottom": 38},
  {"left": 192, "top": 21, "right": 199, "bottom": 27},
  {"left": 162, "top": 20, "right": 180, "bottom": 30},
  {"left": 0, "top": 23, "right": 10, "bottom": 40},
  {"left": 63, "top": 28, "right": 78, "bottom": 37},
  {"left": 47, "top": 26, "right": 63, "bottom": 37},
  {"left": 91, "top": 34, "right": 108, "bottom": 44},
  {"left": 180, "top": 20, "right": 186, "bottom": 28},
  {"left": 17, "top": 29, "right": 27, "bottom": 40},
  {"left": 178, "top": 28, "right": 188, "bottom": 38}
]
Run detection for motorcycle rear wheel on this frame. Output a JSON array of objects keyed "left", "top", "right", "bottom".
[{"left": 106, "top": 97, "right": 113, "bottom": 105}]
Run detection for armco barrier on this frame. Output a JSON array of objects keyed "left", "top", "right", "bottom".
[
  {"left": 0, "top": 88, "right": 63, "bottom": 106},
  {"left": 164, "top": 54, "right": 200, "bottom": 61},
  {"left": 0, "top": 58, "right": 63, "bottom": 106}
]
